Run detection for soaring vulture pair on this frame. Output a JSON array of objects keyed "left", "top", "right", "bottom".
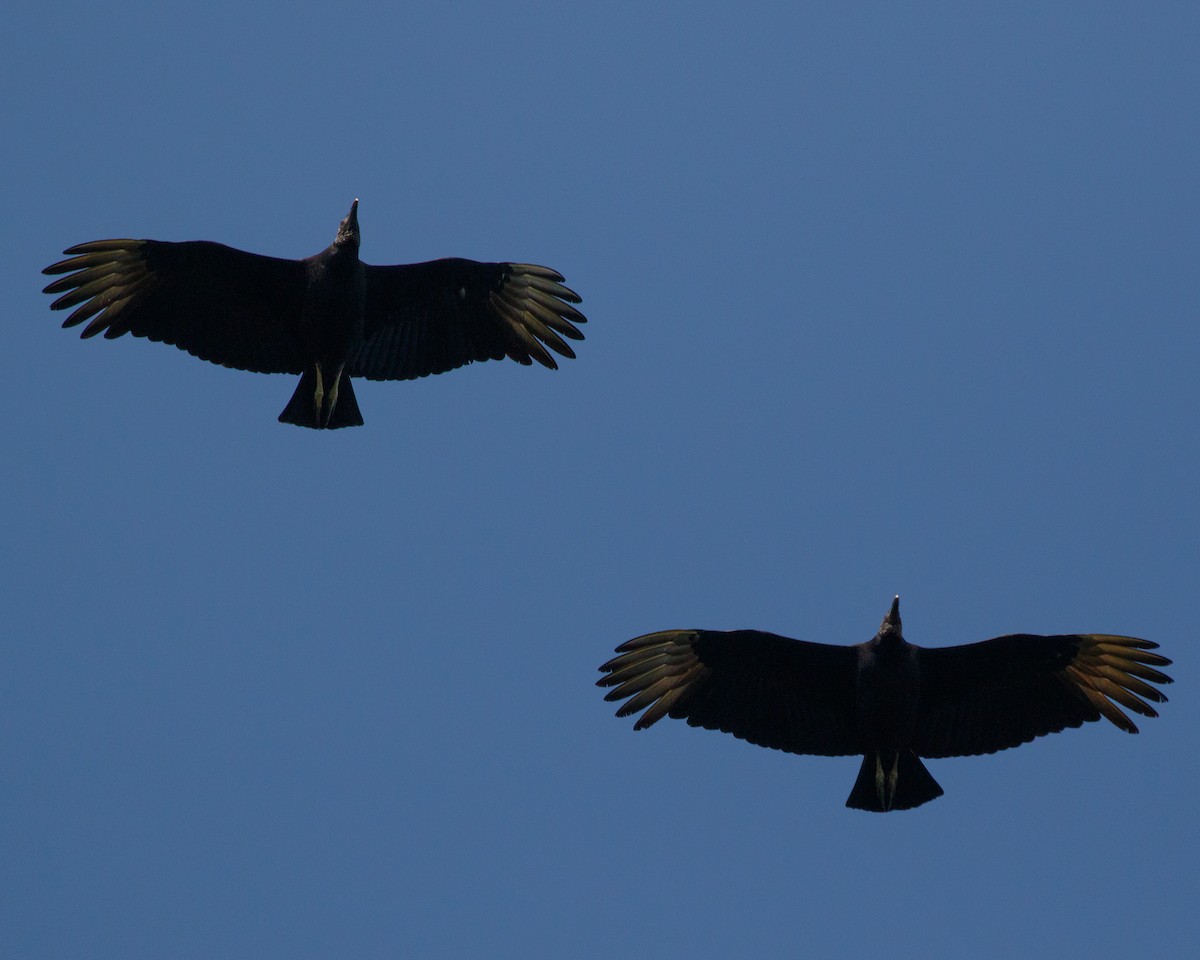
[
  {"left": 42, "top": 201, "right": 586, "bottom": 428},
  {"left": 599, "top": 597, "right": 1171, "bottom": 811},
  {"left": 43, "top": 209, "right": 1172, "bottom": 812}
]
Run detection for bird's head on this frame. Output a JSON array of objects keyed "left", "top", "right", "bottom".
[
  {"left": 878, "top": 595, "right": 903, "bottom": 640},
  {"left": 335, "top": 199, "right": 360, "bottom": 250}
]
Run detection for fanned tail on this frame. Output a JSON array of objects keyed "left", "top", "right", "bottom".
[
  {"left": 278, "top": 368, "right": 364, "bottom": 429},
  {"left": 846, "top": 750, "right": 944, "bottom": 812}
]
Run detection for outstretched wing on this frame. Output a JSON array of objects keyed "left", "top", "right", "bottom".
[
  {"left": 352, "top": 259, "right": 585, "bottom": 380},
  {"left": 914, "top": 634, "right": 1172, "bottom": 758},
  {"left": 598, "top": 630, "right": 861, "bottom": 757},
  {"left": 43, "top": 239, "right": 310, "bottom": 374}
]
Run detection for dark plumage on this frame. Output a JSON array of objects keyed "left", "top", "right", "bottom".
[
  {"left": 42, "top": 201, "right": 586, "bottom": 428},
  {"left": 598, "top": 597, "right": 1171, "bottom": 812}
]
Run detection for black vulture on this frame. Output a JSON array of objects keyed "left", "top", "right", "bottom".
[
  {"left": 42, "top": 201, "right": 586, "bottom": 428},
  {"left": 598, "top": 597, "right": 1171, "bottom": 812}
]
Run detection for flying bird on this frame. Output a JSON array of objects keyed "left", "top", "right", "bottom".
[
  {"left": 598, "top": 597, "right": 1171, "bottom": 812},
  {"left": 42, "top": 201, "right": 586, "bottom": 428}
]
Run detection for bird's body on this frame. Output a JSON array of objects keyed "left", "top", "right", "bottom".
[
  {"left": 43, "top": 201, "right": 586, "bottom": 428},
  {"left": 852, "top": 618, "right": 930, "bottom": 810},
  {"left": 284, "top": 207, "right": 368, "bottom": 427},
  {"left": 599, "top": 597, "right": 1171, "bottom": 811}
]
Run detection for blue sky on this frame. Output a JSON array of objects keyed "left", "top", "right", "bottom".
[{"left": 3, "top": 2, "right": 1196, "bottom": 957}]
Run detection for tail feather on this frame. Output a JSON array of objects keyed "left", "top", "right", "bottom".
[
  {"left": 846, "top": 750, "right": 944, "bottom": 812},
  {"left": 278, "top": 368, "right": 364, "bottom": 430}
]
